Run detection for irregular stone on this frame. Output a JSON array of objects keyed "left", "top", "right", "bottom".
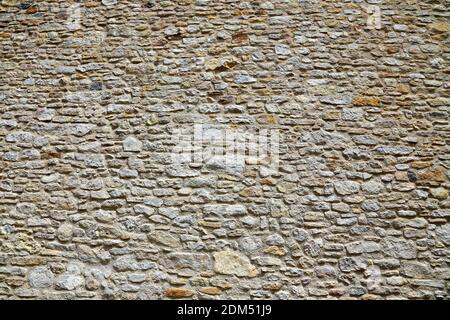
[
  {"left": 148, "top": 231, "right": 181, "bottom": 248},
  {"left": 213, "top": 250, "right": 259, "bottom": 277},
  {"left": 435, "top": 224, "right": 450, "bottom": 245},
  {"left": 123, "top": 136, "right": 143, "bottom": 152},
  {"left": 274, "top": 44, "right": 291, "bottom": 56},
  {"left": 430, "top": 187, "right": 448, "bottom": 200},
  {"left": 28, "top": 267, "right": 54, "bottom": 288},
  {"left": 165, "top": 252, "right": 212, "bottom": 271},
  {"left": 375, "top": 146, "right": 414, "bottom": 156},
  {"left": 6, "top": 132, "right": 34, "bottom": 143},
  {"left": 352, "top": 96, "right": 380, "bottom": 107},
  {"left": 339, "top": 257, "right": 366, "bottom": 273},
  {"left": 429, "top": 21, "right": 450, "bottom": 33},
  {"left": 401, "top": 261, "right": 432, "bottom": 278},
  {"left": 381, "top": 237, "right": 417, "bottom": 259},
  {"left": 361, "top": 180, "right": 384, "bottom": 194},
  {"left": 320, "top": 95, "right": 352, "bottom": 105},
  {"left": 205, "top": 56, "right": 237, "bottom": 71},
  {"left": 334, "top": 181, "right": 361, "bottom": 195},
  {"left": 206, "top": 155, "right": 245, "bottom": 175},
  {"left": 166, "top": 165, "right": 199, "bottom": 177},
  {"left": 56, "top": 274, "right": 84, "bottom": 290},
  {"left": 204, "top": 204, "right": 247, "bottom": 216},
  {"left": 346, "top": 241, "right": 381, "bottom": 254},
  {"left": 113, "top": 256, "right": 156, "bottom": 271},
  {"left": 235, "top": 74, "right": 257, "bottom": 84}
]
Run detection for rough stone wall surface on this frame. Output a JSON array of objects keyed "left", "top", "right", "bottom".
[{"left": 0, "top": 0, "right": 449, "bottom": 300}]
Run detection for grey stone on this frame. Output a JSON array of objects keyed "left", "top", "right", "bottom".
[
  {"left": 401, "top": 261, "right": 432, "bottom": 278},
  {"left": 291, "top": 228, "right": 309, "bottom": 242},
  {"left": 375, "top": 146, "right": 414, "bottom": 156},
  {"left": 113, "top": 256, "right": 157, "bottom": 271},
  {"left": 166, "top": 165, "right": 199, "bottom": 177},
  {"left": 361, "top": 180, "right": 384, "bottom": 194},
  {"left": 346, "top": 241, "right": 381, "bottom": 254},
  {"left": 28, "top": 267, "right": 54, "bottom": 288},
  {"left": 123, "top": 136, "right": 143, "bottom": 152},
  {"left": 56, "top": 274, "right": 84, "bottom": 290},
  {"left": 102, "top": 0, "right": 117, "bottom": 6},
  {"left": 381, "top": 237, "right": 417, "bottom": 259},
  {"left": 235, "top": 74, "right": 257, "bottom": 84},
  {"left": 204, "top": 204, "right": 247, "bottom": 216},
  {"left": 57, "top": 223, "right": 74, "bottom": 242},
  {"left": 206, "top": 155, "right": 245, "bottom": 175},
  {"left": 158, "top": 207, "right": 179, "bottom": 219},
  {"left": 274, "top": 45, "right": 291, "bottom": 56},
  {"left": 435, "top": 224, "right": 450, "bottom": 245},
  {"left": 6, "top": 132, "right": 34, "bottom": 143},
  {"left": 165, "top": 252, "right": 212, "bottom": 271},
  {"left": 320, "top": 95, "right": 352, "bottom": 105},
  {"left": 334, "top": 181, "right": 361, "bottom": 195}
]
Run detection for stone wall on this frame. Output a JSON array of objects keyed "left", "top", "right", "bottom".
[{"left": 0, "top": 0, "right": 449, "bottom": 300}]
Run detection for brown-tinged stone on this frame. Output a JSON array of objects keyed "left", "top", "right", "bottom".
[
  {"left": 165, "top": 288, "right": 194, "bottom": 299},
  {"left": 199, "top": 287, "right": 222, "bottom": 295},
  {"left": 0, "top": 0, "right": 448, "bottom": 301},
  {"left": 12, "top": 257, "right": 45, "bottom": 266},
  {"left": 352, "top": 96, "right": 381, "bottom": 107},
  {"left": 430, "top": 187, "right": 448, "bottom": 200},
  {"left": 261, "top": 177, "right": 277, "bottom": 186},
  {"left": 26, "top": 6, "right": 38, "bottom": 14},
  {"left": 5, "top": 277, "right": 25, "bottom": 287},
  {"left": 429, "top": 21, "right": 450, "bottom": 33},
  {"left": 232, "top": 32, "right": 249, "bottom": 42},
  {"left": 262, "top": 282, "right": 283, "bottom": 291},
  {"left": 397, "top": 84, "right": 410, "bottom": 94},
  {"left": 418, "top": 167, "right": 447, "bottom": 183},
  {"left": 264, "top": 246, "right": 287, "bottom": 256}
]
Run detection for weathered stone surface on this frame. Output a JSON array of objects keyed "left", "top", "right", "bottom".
[
  {"left": 204, "top": 204, "right": 247, "bottom": 216},
  {"left": 235, "top": 74, "right": 257, "bottom": 84},
  {"left": 320, "top": 95, "right": 352, "bottom": 105},
  {"left": 429, "top": 21, "right": 450, "bottom": 33},
  {"left": 166, "top": 165, "right": 199, "bottom": 177},
  {"left": 28, "top": 267, "right": 54, "bottom": 288},
  {"left": 56, "top": 223, "right": 73, "bottom": 242},
  {"left": 401, "top": 261, "right": 432, "bottom": 279},
  {"left": 123, "top": 136, "right": 143, "bottom": 152},
  {"left": 381, "top": 238, "right": 417, "bottom": 260},
  {"left": 435, "top": 224, "right": 450, "bottom": 246},
  {"left": 334, "top": 181, "right": 361, "bottom": 195},
  {"left": 165, "top": 288, "right": 194, "bottom": 299},
  {"left": 352, "top": 96, "right": 380, "bottom": 107},
  {"left": 213, "top": 250, "right": 259, "bottom": 277},
  {"left": 165, "top": 252, "right": 212, "bottom": 271},
  {"left": 0, "top": 0, "right": 448, "bottom": 301},
  {"left": 430, "top": 187, "right": 448, "bottom": 200},
  {"left": 346, "top": 241, "right": 381, "bottom": 254},
  {"left": 56, "top": 274, "right": 84, "bottom": 291},
  {"left": 113, "top": 256, "right": 156, "bottom": 271}
]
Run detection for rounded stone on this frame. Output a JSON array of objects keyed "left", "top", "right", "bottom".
[
  {"left": 28, "top": 267, "right": 54, "bottom": 288},
  {"left": 57, "top": 223, "right": 73, "bottom": 242}
]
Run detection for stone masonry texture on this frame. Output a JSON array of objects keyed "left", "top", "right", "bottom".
[{"left": 0, "top": 0, "right": 449, "bottom": 300}]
